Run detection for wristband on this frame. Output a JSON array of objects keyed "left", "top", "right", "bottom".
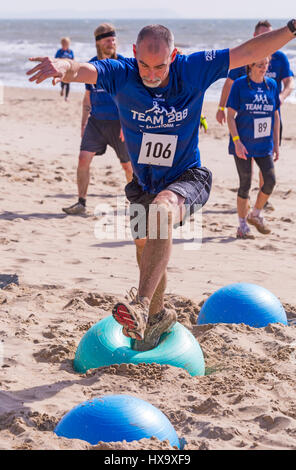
[
  {"left": 232, "top": 136, "right": 240, "bottom": 142},
  {"left": 287, "top": 19, "right": 296, "bottom": 36},
  {"left": 218, "top": 106, "right": 225, "bottom": 111}
]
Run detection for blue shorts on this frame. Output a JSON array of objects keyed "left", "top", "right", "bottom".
[{"left": 125, "top": 166, "right": 212, "bottom": 239}]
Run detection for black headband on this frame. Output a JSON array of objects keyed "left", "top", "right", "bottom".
[{"left": 95, "top": 31, "right": 116, "bottom": 41}]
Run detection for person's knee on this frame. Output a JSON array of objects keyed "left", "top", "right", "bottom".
[
  {"left": 238, "top": 174, "right": 251, "bottom": 199},
  {"left": 147, "top": 199, "right": 175, "bottom": 240},
  {"left": 78, "top": 151, "right": 93, "bottom": 168},
  {"left": 261, "top": 170, "right": 276, "bottom": 195},
  {"left": 135, "top": 237, "right": 146, "bottom": 251}
]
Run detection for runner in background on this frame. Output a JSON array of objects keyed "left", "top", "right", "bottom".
[
  {"left": 216, "top": 20, "right": 294, "bottom": 210},
  {"left": 227, "top": 57, "right": 280, "bottom": 239},
  {"left": 55, "top": 37, "right": 74, "bottom": 101}
]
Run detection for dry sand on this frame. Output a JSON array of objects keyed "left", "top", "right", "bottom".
[{"left": 1, "top": 86, "right": 296, "bottom": 450}]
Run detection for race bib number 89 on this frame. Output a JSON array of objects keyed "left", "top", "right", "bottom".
[
  {"left": 137, "top": 133, "right": 178, "bottom": 167},
  {"left": 254, "top": 117, "right": 272, "bottom": 139}
]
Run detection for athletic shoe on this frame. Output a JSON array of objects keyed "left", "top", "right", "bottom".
[
  {"left": 263, "top": 201, "right": 275, "bottom": 212},
  {"left": 112, "top": 287, "right": 149, "bottom": 341},
  {"left": 62, "top": 202, "right": 86, "bottom": 215},
  {"left": 247, "top": 214, "right": 271, "bottom": 234},
  {"left": 132, "top": 308, "right": 177, "bottom": 351},
  {"left": 236, "top": 226, "right": 255, "bottom": 239}
]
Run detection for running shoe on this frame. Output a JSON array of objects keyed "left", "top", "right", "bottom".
[
  {"left": 62, "top": 202, "right": 86, "bottom": 215},
  {"left": 112, "top": 287, "right": 149, "bottom": 341},
  {"left": 263, "top": 201, "right": 275, "bottom": 212},
  {"left": 236, "top": 226, "right": 255, "bottom": 239},
  {"left": 132, "top": 308, "right": 177, "bottom": 351},
  {"left": 247, "top": 214, "right": 271, "bottom": 234}
]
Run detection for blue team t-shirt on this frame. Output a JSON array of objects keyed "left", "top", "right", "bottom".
[
  {"left": 91, "top": 49, "right": 229, "bottom": 193},
  {"left": 227, "top": 76, "right": 280, "bottom": 158},
  {"left": 228, "top": 50, "right": 294, "bottom": 95},
  {"left": 55, "top": 48, "right": 74, "bottom": 60},
  {"left": 85, "top": 55, "right": 123, "bottom": 121}
]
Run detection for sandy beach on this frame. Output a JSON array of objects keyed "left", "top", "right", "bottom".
[{"left": 1, "top": 85, "right": 296, "bottom": 450}]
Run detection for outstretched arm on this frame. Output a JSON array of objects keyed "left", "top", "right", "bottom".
[
  {"left": 27, "top": 57, "right": 98, "bottom": 85},
  {"left": 229, "top": 24, "right": 295, "bottom": 70}
]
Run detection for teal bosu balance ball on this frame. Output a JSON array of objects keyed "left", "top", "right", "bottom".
[
  {"left": 197, "top": 283, "right": 288, "bottom": 327},
  {"left": 55, "top": 394, "right": 180, "bottom": 448},
  {"left": 74, "top": 316, "right": 205, "bottom": 376}
]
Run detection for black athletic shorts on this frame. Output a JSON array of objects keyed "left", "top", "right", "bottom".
[
  {"left": 80, "top": 116, "right": 130, "bottom": 163},
  {"left": 125, "top": 166, "right": 212, "bottom": 239}
]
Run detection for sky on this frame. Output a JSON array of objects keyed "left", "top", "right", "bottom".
[{"left": 0, "top": 0, "right": 295, "bottom": 19}]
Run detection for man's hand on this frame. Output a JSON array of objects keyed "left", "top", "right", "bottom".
[
  {"left": 27, "top": 57, "right": 71, "bottom": 85},
  {"left": 216, "top": 108, "right": 226, "bottom": 125},
  {"left": 234, "top": 140, "right": 248, "bottom": 160}
]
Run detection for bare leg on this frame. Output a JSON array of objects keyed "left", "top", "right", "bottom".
[
  {"left": 237, "top": 196, "right": 249, "bottom": 218},
  {"left": 138, "top": 190, "right": 185, "bottom": 316},
  {"left": 135, "top": 238, "right": 167, "bottom": 315},
  {"left": 253, "top": 190, "right": 270, "bottom": 210},
  {"left": 77, "top": 150, "right": 95, "bottom": 199},
  {"left": 120, "top": 161, "right": 133, "bottom": 183}
]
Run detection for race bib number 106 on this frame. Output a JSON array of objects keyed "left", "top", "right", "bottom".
[{"left": 137, "top": 133, "right": 178, "bottom": 167}]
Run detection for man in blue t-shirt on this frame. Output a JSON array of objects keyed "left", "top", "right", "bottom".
[
  {"left": 216, "top": 20, "right": 294, "bottom": 143},
  {"left": 55, "top": 37, "right": 74, "bottom": 101},
  {"left": 27, "top": 20, "right": 296, "bottom": 350},
  {"left": 62, "top": 24, "right": 132, "bottom": 215}
]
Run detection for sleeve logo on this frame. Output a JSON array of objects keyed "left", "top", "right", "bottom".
[{"left": 205, "top": 50, "right": 217, "bottom": 61}]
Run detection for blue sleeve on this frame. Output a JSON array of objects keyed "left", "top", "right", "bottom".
[
  {"left": 183, "top": 49, "right": 230, "bottom": 91},
  {"left": 55, "top": 49, "right": 61, "bottom": 58},
  {"left": 279, "top": 52, "right": 294, "bottom": 79},
  {"left": 226, "top": 80, "right": 240, "bottom": 111},
  {"left": 92, "top": 58, "right": 129, "bottom": 95},
  {"left": 70, "top": 50, "right": 74, "bottom": 59},
  {"left": 228, "top": 66, "right": 246, "bottom": 81}
]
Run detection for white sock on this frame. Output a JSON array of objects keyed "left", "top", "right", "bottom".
[
  {"left": 239, "top": 217, "right": 248, "bottom": 230},
  {"left": 251, "top": 207, "right": 261, "bottom": 217}
]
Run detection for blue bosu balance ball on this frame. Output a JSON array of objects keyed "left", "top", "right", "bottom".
[
  {"left": 197, "top": 283, "right": 287, "bottom": 327},
  {"left": 54, "top": 394, "right": 180, "bottom": 448}
]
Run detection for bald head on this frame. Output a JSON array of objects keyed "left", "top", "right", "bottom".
[{"left": 136, "top": 25, "right": 175, "bottom": 54}]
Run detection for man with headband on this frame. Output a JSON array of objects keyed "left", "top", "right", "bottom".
[
  {"left": 63, "top": 23, "right": 132, "bottom": 216},
  {"left": 27, "top": 20, "right": 296, "bottom": 350}
]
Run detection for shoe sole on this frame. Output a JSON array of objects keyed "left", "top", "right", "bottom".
[
  {"left": 247, "top": 218, "right": 271, "bottom": 234},
  {"left": 133, "top": 312, "right": 177, "bottom": 351},
  {"left": 236, "top": 232, "right": 255, "bottom": 240},
  {"left": 62, "top": 208, "right": 86, "bottom": 215},
  {"left": 112, "top": 303, "right": 144, "bottom": 341}
]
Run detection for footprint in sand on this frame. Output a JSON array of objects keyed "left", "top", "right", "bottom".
[
  {"left": 257, "top": 244, "right": 278, "bottom": 252},
  {"left": 73, "top": 277, "right": 92, "bottom": 283},
  {"left": 65, "top": 259, "right": 82, "bottom": 265}
]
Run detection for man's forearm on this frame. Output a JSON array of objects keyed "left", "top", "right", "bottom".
[
  {"left": 219, "top": 78, "right": 234, "bottom": 107},
  {"left": 81, "top": 104, "right": 91, "bottom": 129},
  {"left": 230, "top": 26, "right": 294, "bottom": 70},
  {"left": 280, "top": 77, "right": 295, "bottom": 102},
  {"left": 61, "top": 59, "right": 97, "bottom": 84},
  {"left": 273, "top": 112, "right": 280, "bottom": 148}
]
